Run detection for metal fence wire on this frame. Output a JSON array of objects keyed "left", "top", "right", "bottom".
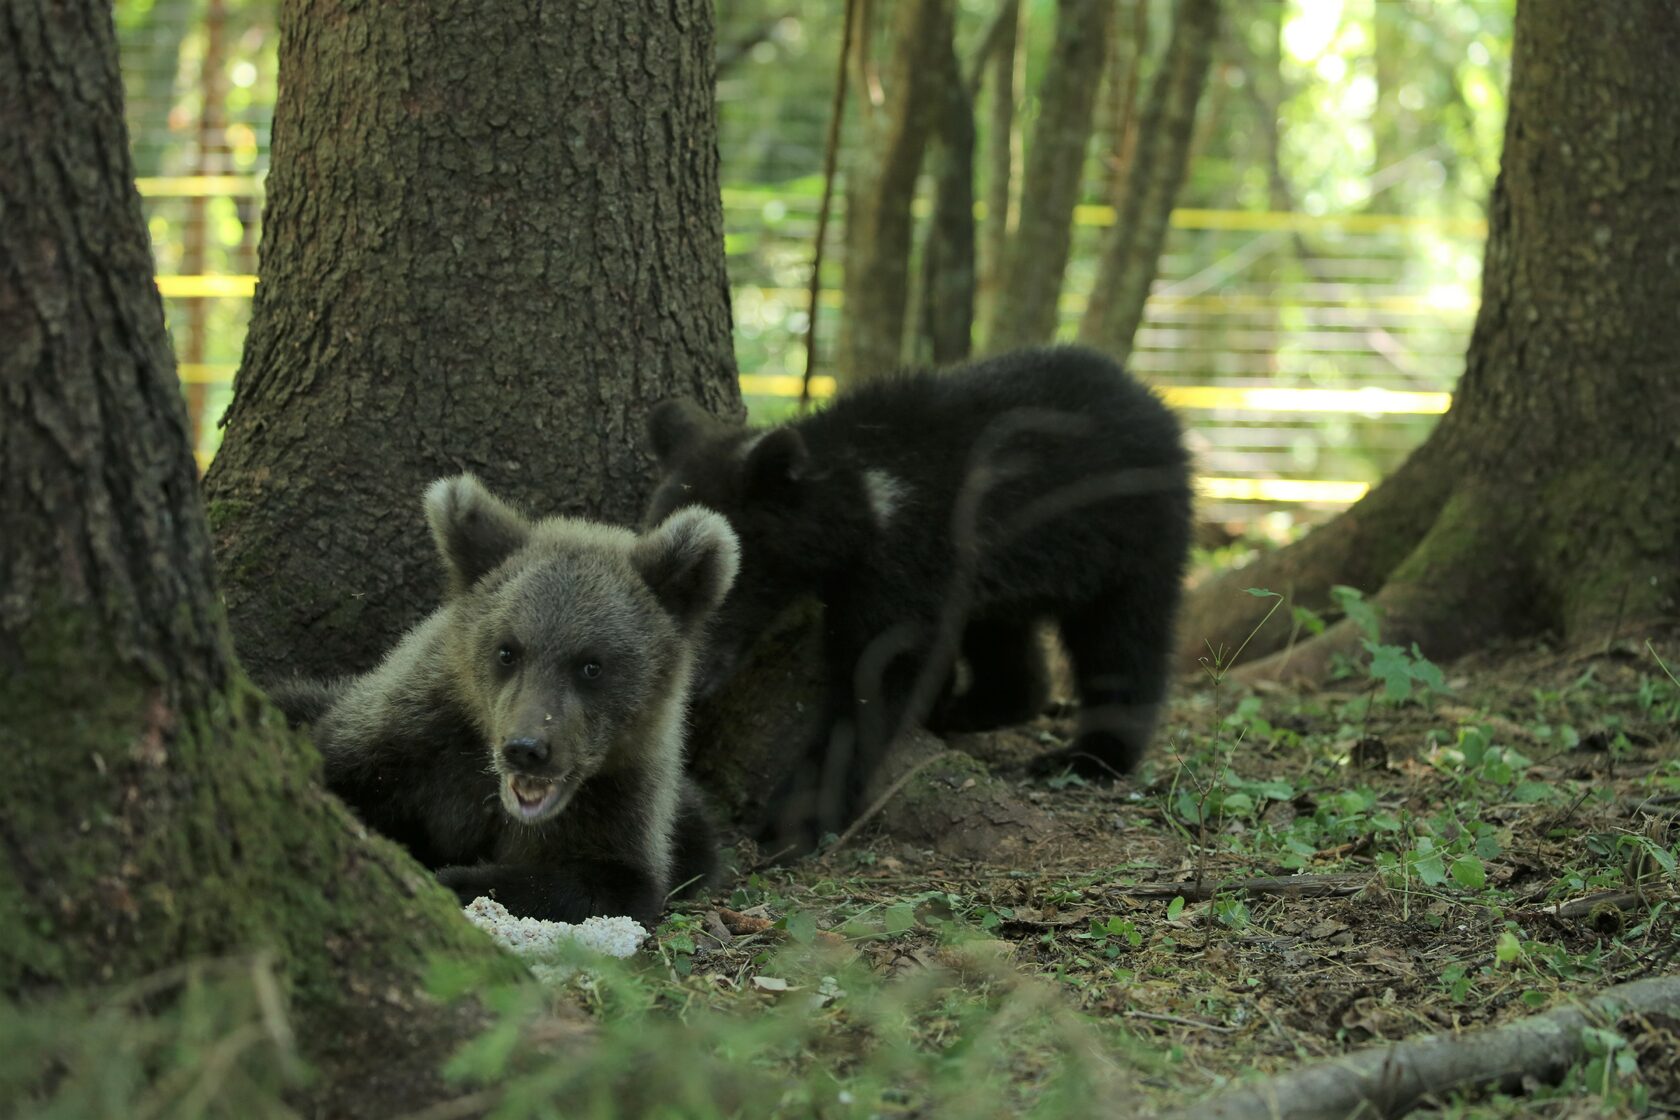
[{"left": 116, "top": 0, "right": 1488, "bottom": 527}]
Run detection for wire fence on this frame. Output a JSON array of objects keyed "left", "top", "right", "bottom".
[{"left": 117, "top": 1, "right": 1486, "bottom": 527}]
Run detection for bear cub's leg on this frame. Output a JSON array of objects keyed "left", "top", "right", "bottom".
[
  {"left": 1040, "top": 587, "right": 1174, "bottom": 779},
  {"left": 931, "top": 617, "right": 1051, "bottom": 734}
]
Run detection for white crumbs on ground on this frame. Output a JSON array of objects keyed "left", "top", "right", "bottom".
[{"left": 463, "top": 897, "right": 647, "bottom": 983}]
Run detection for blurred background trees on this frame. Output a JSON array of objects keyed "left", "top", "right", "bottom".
[{"left": 119, "top": 0, "right": 1514, "bottom": 544}]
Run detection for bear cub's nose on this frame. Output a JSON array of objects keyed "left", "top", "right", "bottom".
[{"left": 502, "top": 737, "right": 549, "bottom": 770}]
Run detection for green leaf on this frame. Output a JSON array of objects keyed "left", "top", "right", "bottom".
[
  {"left": 1292, "top": 604, "right": 1327, "bottom": 636},
  {"left": 1412, "top": 841, "right": 1447, "bottom": 886},
  {"left": 1450, "top": 856, "right": 1487, "bottom": 890},
  {"left": 1219, "top": 792, "right": 1256, "bottom": 817},
  {"left": 1244, "top": 587, "right": 1281, "bottom": 598},
  {"left": 1364, "top": 641, "right": 1414, "bottom": 702},
  {"left": 1407, "top": 644, "right": 1446, "bottom": 692},
  {"left": 883, "top": 904, "right": 916, "bottom": 935},
  {"left": 786, "top": 911, "right": 818, "bottom": 943},
  {"left": 1457, "top": 727, "right": 1489, "bottom": 766},
  {"left": 1495, "top": 930, "right": 1523, "bottom": 964},
  {"left": 1166, "top": 896, "right": 1186, "bottom": 921},
  {"left": 1332, "top": 585, "right": 1381, "bottom": 641}
]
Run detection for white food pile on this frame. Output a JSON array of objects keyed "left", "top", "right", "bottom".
[{"left": 463, "top": 896, "right": 648, "bottom": 984}]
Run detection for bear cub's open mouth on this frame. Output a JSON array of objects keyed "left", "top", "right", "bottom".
[{"left": 504, "top": 773, "right": 571, "bottom": 822}]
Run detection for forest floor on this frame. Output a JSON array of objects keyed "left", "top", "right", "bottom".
[{"left": 428, "top": 629, "right": 1680, "bottom": 1119}]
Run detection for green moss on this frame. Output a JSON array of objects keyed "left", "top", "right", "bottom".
[
  {"left": 202, "top": 497, "right": 254, "bottom": 537},
  {"left": 0, "top": 603, "right": 501, "bottom": 1011}
]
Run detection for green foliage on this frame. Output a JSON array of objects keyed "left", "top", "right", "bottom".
[
  {"left": 1, "top": 957, "right": 302, "bottom": 1120},
  {"left": 422, "top": 934, "right": 1125, "bottom": 1120}
]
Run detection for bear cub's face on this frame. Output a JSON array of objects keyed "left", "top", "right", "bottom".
[
  {"left": 645, "top": 401, "right": 875, "bottom": 694},
  {"left": 426, "top": 474, "right": 738, "bottom": 825}
]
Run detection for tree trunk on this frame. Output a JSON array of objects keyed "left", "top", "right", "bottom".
[
  {"left": 1078, "top": 0, "right": 1220, "bottom": 363},
  {"left": 976, "top": 0, "right": 1021, "bottom": 335},
  {"left": 1097, "top": 0, "right": 1148, "bottom": 210},
  {"left": 980, "top": 0, "right": 1112, "bottom": 353},
  {"left": 915, "top": 16, "right": 977, "bottom": 366},
  {"left": 1183, "top": 0, "right": 1680, "bottom": 679},
  {"left": 835, "top": 0, "right": 949, "bottom": 382},
  {"left": 0, "top": 1, "right": 495, "bottom": 1111},
  {"left": 205, "top": 0, "right": 740, "bottom": 681}
]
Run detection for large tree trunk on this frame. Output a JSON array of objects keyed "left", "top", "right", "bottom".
[
  {"left": 1078, "top": 0, "right": 1220, "bottom": 362},
  {"left": 206, "top": 0, "right": 740, "bottom": 681},
  {"left": 0, "top": 1, "right": 495, "bottom": 1112},
  {"left": 1183, "top": 0, "right": 1680, "bottom": 678},
  {"left": 835, "top": 0, "right": 949, "bottom": 382},
  {"left": 980, "top": 0, "right": 1112, "bottom": 353}
]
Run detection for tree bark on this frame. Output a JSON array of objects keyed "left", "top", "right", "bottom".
[
  {"left": 976, "top": 0, "right": 1021, "bottom": 335},
  {"left": 1078, "top": 0, "right": 1220, "bottom": 363},
  {"left": 205, "top": 0, "right": 740, "bottom": 681},
  {"left": 0, "top": 0, "right": 495, "bottom": 1110},
  {"left": 915, "top": 16, "right": 977, "bottom": 366},
  {"left": 1184, "top": 0, "right": 1680, "bottom": 679},
  {"left": 835, "top": 0, "right": 949, "bottom": 382},
  {"left": 980, "top": 0, "right": 1113, "bottom": 353}
]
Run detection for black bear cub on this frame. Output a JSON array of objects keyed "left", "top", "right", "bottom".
[
  {"left": 272, "top": 473, "right": 737, "bottom": 927},
  {"left": 647, "top": 346, "right": 1191, "bottom": 847}
]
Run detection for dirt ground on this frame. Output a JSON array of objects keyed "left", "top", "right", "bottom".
[{"left": 651, "top": 631, "right": 1680, "bottom": 1116}]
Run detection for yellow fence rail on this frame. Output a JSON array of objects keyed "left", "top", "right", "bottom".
[{"left": 140, "top": 174, "right": 1477, "bottom": 514}]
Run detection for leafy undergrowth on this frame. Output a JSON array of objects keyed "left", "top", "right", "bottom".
[
  {"left": 10, "top": 632, "right": 1679, "bottom": 1119},
  {"left": 405, "top": 627, "right": 1679, "bottom": 1119}
]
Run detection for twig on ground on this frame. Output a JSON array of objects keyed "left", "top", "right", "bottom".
[
  {"left": 1116, "top": 873, "right": 1371, "bottom": 903},
  {"left": 1153, "top": 975, "right": 1680, "bottom": 1120},
  {"left": 827, "top": 753, "right": 945, "bottom": 855},
  {"left": 1124, "top": 1010, "right": 1238, "bottom": 1034}
]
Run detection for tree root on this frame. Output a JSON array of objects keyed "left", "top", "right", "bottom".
[{"left": 1157, "top": 975, "right": 1680, "bottom": 1120}]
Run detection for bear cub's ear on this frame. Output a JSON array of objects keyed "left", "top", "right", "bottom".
[
  {"left": 743, "top": 427, "right": 810, "bottom": 498},
  {"left": 425, "top": 474, "right": 533, "bottom": 597},
  {"left": 648, "top": 399, "right": 720, "bottom": 468},
  {"left": 631, "top": 507, "right": 741, "bottom": 632}
]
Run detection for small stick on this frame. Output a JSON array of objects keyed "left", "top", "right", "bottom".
[
  {"left": 827, "top": 753, "right": 944, "bottom": 854},
  {"left": 1124, "top": 1010, "right": 1237, "bottom": 1034}
]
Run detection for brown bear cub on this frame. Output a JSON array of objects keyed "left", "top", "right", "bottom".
[
  {"left": 647, "top": 345, "right": 1191, "bottom": 849},
  {"left": 272, "top": 474, "right": 737, "bottom": 927}
]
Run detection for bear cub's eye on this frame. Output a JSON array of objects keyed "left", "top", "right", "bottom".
[
  {"left": 578, "top": 660, "right": 603, "bottom": 681},
  {"left": 497, "top": 645, "right": 519, "bottom": 667}
]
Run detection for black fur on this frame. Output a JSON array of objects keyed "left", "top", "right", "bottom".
[{"left": 648, "top": 346, "right": 1192, "bottom": 849}]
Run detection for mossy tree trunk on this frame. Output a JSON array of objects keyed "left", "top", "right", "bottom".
[
  {"left": 206, "top": 0, "right": 740, "bottom": 681},
  {"left": 1182, "top": 0, "right": 1680, "bottom": 679},
  {"left": 1078, "top": 0, "right": 1219, "bottom": 363},
  {"left": 0, "top": 0, "right": 496, "bottom": 1108}
]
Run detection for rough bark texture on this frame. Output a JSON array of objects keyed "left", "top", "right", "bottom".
[
  {"left": 915, "top": 17, "right": 977, "bottom": 366},
  {"left": 1185, "top": 0, "right": 1680, "bottom": 678},
  {"left": 982, "top": 0, "right": 1112, "bottom": 353},
  {"left": 0, "top": 2, "right": 497, "bottom": 1111},
  {"left": 206, "top": 0, "right": 740, "bottom": 681},
  {"left": 1079, "top": 0, "right": 1220, "bottom": 362},
  {"left": 835, "top": 0, "right": 948, "bottom": 382}
]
